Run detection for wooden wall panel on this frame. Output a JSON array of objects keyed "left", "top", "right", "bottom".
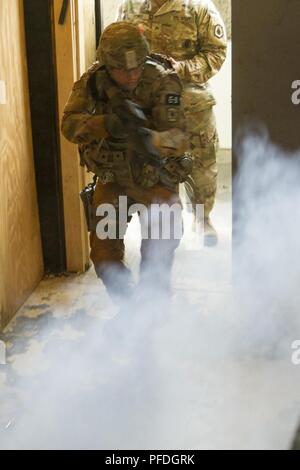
[
  {"left": 0, "top": 0, "right": 43, "bottom": 329},
  {"left": 53, "top": 0, "right": 97, "bottom": 273},
  {"left": 53, "top": 0, "right": 89, "bottom": 273},
  {"left": 77, "top": 0, "right": 97, "bottom": 73},
  {"left": 77, "top": 0, "right": 97, "bottom": 190}
]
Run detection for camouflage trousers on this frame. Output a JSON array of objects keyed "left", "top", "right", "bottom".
[
  {"left": 90, "top": 181, "right": 182, "bottom": 303},
  {"left": 184, "top": 106, "right": 219, "bottom": 219}
]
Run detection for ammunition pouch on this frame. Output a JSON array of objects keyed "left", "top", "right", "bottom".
[
  {"left": 79, "top": 143, "right": 192, "bottom": 195},
  {"left": 79, "top": 144, "right": 134, "bottom": 187}
]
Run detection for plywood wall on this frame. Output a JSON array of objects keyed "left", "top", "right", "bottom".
[
  {"left": 0, "top": 0, "right": 43, "bottom": 329},
  {"left": 53, "top": 0, "right": 98, "bottom": 273},
  {"left": 77, "top": 0, "right": 97, "bottom": 71}
]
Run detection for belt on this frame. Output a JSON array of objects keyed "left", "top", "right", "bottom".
[{"left": 97, "top": 149, "right": 127, "bottom": 164}]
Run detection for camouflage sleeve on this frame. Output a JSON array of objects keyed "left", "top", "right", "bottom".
[
  {"left": 151, "top": 71, "right": 189, "bottom": 156},
  {"left": 177, "top": 0, "right": 227, "bottom": 84},
  {"left": 61, "top": 67, "right": 109, "bottom": 144}
]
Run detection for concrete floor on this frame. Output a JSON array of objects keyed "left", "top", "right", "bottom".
[{"left": 1, "top": 152, "right": 300, "bottom": 450}]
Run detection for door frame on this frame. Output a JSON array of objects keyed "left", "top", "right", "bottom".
[
  {"left": 23, "top": 0, "right": 66, "bottom": 274},
  {"left": 53, "top": 0, "right": 95, "bottom": 273}
]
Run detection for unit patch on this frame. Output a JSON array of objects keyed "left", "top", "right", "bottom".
[
  {"left": 166, "top": 94, "right": 181, "bottom": 106},
  {"left": 167, "top": 108, "right": 179, "bottom": 122},
  {"left": 214, "top": 24, "right": 224, "bottom": 39}
]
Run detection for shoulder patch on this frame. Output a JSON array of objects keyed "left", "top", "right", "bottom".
[
  {"left": 167, "top": 108, "right": 180, "bottom": 122},
  {"left": 214, "top": 24, "right": 224, "bottom": 39},
  {"left": 166, "top": 94, "right": 181, "bottom": 106}
]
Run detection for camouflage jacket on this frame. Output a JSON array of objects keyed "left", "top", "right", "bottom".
[
  {"left": 118, "top": 0, "right": 227, "bottom": 108},
  {"left": 61, "top": 57, "right": 190, "bottom": 190}
]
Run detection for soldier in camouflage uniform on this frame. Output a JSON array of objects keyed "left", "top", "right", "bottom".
[
  {"left": 61, "top": 22, "right": 190, "bottom": 304},
  {"left": 118, "top": 0, "right": 227, "bottom": 245}
]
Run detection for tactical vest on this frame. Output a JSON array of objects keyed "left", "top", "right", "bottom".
[{"left": 79, "top": 57, "right": 191, "bottom": 192}]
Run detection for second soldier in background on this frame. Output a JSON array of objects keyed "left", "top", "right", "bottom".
[{"left": 118, "top": 0, "right": 227, "bottom": 245}]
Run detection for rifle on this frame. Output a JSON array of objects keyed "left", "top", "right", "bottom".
[{"left": 97, "top": 70, "right": 167, "bottom": 167}]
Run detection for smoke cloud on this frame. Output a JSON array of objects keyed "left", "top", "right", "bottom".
[{"left": 0, "top": 128, "right": 300, "bottom": 450}]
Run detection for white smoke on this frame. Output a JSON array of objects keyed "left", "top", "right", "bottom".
[
  {"left": 1, "top": 129, "right": 300, "bottom": 450},
  {"left": 233, "top": 127, "right": 300, "bottom": 357}
]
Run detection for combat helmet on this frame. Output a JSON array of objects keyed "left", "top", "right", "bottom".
[{"left": 97, "top": 22, "right": 150, "bottom": 70}]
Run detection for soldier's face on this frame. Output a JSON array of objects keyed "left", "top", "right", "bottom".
[{"left": 110, "top": 66, "right": 144, "bottom": 91}]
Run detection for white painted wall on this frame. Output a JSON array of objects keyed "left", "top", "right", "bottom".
[
  {"left": 101, "top": 0, "right": 232, "bottom": 149},
  {"left": 101, "top": 0, "right": 122, "bottom": 26},
  {"left": 210, "top": 41, "right": 232, "bottom": 149}
]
